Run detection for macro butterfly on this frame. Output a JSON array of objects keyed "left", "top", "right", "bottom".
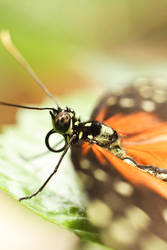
[
  {"left": 71, "top": 80, "right": 167, "bottom": 249},
  {"left": 1, "top": 31, "right": 167, "bottom": 250}
]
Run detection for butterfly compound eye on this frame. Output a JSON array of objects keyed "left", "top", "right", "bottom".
[{"left": 54, "top": 111, "right": 71, "bottom": 133}]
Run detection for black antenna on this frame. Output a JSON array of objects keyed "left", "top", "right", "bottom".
[
  {"left": 0, "top": 101, "right": 56, "bottom": 111},
  {"left": 0, "top": 30, "right": 59, "bottom": 107}
]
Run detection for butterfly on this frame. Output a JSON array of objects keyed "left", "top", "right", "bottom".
[
  {"left": 1, "top": 31, "right": 167, "bottom": 249},
  {"left": 71, "top": 80, "right": 167, "bottom": 249}
]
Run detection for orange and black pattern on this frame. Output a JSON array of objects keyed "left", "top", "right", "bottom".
[{"left": 71, "top": 79, "right": 167, "bottom": 250}]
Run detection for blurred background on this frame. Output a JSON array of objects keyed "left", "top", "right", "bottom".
[
  {"left": 1, "top": 0, "right": 167, "bottom": 124},
  {"left": 1, "top": 0, "right": 167, "bottom": 249}
]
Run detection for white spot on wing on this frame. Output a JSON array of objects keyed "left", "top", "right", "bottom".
[
  {"left": 114, "top": 180, "right": 134, "bottom": 197},
  {"left": 141, "top": 100, "right": 155, "bottom": 112},
  {"left": 153, "top": 89, "right": 167, "bottom": 103},
  {"left": 80, "top": 159, "right": 90, "bottom": 169},
  {"left": 126, "top": 206, "right": 151, "bottom": 230},
  {"left": 107, "top": 205, "right": 150, "bottom": 244},
  {"left": 119, "top": 98, "right": 135, "bottom": 108},
  {"left": 93, "top": 169, "right": 108, "bottom": 182},
  {"left": 87, "top": 199, "right": 112, "bottom": 227},
  {"left": 107, "top": 96, "right": 117, "bottom": 106},
  {"left": 138, "top": 85, "right": 153, "bottom": 98},
  {"left": 108, "top": 216, "right": 137, "bottom": 244}
]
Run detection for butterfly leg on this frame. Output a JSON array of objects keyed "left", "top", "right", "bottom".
[{"left": 19, "top": 134, "right": 77, "bottom": 201}]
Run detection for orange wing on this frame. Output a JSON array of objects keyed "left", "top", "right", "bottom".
[
  {"left": 82, "top": 141, "right": 167, "bottom": 200},
  {"left": 81, "top": 103, "right": 167, "bottom": 199},
  {"left": 71, "top": 82, "right": 167, "bottom": 248}
]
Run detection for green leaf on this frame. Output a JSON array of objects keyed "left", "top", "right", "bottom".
[{"left": 0, "top": 91, "right": 111, "bottom": 246}]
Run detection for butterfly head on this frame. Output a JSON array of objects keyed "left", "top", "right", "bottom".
[{"left": 49, "top": 107, "right": 75, "bottom": 135}]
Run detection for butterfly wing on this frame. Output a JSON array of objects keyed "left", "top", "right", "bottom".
[{"left": 71, "top": 80, "right": 167, "bottom": 250}]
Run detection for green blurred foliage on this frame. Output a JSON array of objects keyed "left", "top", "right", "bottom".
[
  {"left": 0, "top": 93, "right": 100, "bottom": 244},
  {"left": 1, "top": 0, "right": 167, "bottom": 52},
  {"left": 0, "top": 0, "right": 167, "bottom": 122}
]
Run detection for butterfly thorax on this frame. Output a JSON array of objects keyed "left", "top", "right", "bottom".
[
  {"left": 50, "top": 107, "right": 127, "bottom": 158},
  {"left": 77, "top": 121, "right": 126, "bottom": 158}
]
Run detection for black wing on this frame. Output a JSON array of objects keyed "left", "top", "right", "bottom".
[{"left": 71, "top": 79, "right": 167, "bottom": 250}]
